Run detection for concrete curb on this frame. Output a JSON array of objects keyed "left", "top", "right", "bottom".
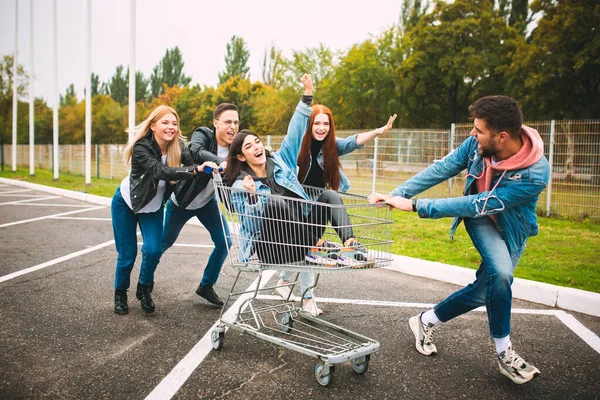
[{"left": 2, "top": 177, "right": 599, "bottom": 317}]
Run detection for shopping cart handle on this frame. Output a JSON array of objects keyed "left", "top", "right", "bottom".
[{"left": 203, "top": 166, "right": 224, "bottom": 175}]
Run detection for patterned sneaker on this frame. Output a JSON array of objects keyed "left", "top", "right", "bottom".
[
  {"left": 409, "top": 313, "right": 438, "bottom": 356},
  {"left": 340, "top": 239, "right": 374, "bottom": 267},
  {"left": 305, "top": 240, "right": 340, "bottom": 266},
  {"left": 497, "top": 345, "right": 540, "bottom": 384}
]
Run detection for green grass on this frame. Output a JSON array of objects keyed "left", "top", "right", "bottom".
[{"left": 2, "top": 167, "right": 599, "bottom": 293}]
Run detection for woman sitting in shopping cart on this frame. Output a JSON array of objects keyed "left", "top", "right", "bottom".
[{"left": 226, "top": 129, "right": 371, "bottom": 316}]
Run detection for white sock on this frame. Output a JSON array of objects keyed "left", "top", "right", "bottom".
[
  {"left": 420, "top": 309, "right": 440, "bottom": 326},
  {"left": 494, "top": 336, "right": 511, "bottom": 355}
]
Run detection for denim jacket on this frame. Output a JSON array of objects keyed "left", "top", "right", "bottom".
[
  {"left": 390, "top": 135, "right": 550, "bottom": 257},
  {"left": 231, "top": 148, "right": 311, "bottom": 262},
  {"left": 288, "top": 101, "right": 363, "bottom": 192}
]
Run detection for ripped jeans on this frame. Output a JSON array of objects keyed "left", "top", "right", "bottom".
[{"left": 433, "top": 216, "right": 522, "bottom": 338}]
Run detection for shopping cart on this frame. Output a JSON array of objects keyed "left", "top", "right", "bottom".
[{"left": 210, "top": 172, "right": 393, "bottom": 386}]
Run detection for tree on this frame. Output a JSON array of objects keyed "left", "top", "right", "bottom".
[
  {"left": 218, "top": 35, "right": 250, "bottom": 85},
  {"left": 60, "top": 84, "right": 77, "bottom": 106},
  {"left": 91, "top": 73, "right": 100, "bottom": 97},
  {"left": 0, "top": 55, "right": 29, "bottom": 146},
  {"left": 400, "top": 0, "right": 430, "bottom": 34},
  {"left": 398, "top": 0, "right": 520, "bottom": 127},
  {"left": 107, "top": 65, "right": 128, "bottom": 105},
  {"left": 507, "top": 0, "right": 600, "bottom": 119},
  {"left": 282, "top": 44, "right": 336, "bottom": 90},
  {"left": 149, "top": 47, "right": 192, "bottom": 98},
  {"left": 261, "top": 42, "right": 285, "bottom": 88}
]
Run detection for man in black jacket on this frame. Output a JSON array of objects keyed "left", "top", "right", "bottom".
[{"left": 160, "top": 103, "right": 239, "bottom": 306}]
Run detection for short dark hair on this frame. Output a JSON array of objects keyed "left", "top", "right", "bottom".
[
  {"left": 469, "top": 96, "right": 523, "bottom": 138},
  {"left": 213, "top": 103, "right": 238, "bottom": 120}
]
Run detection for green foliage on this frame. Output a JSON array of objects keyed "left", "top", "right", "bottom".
[
  {"left": 218, "top": 35, "right": 251, "bottom": 86},
  {"left": 281, "top": 44, "right": 337, "bottom": 90},
  {"left": 107, "top": 65, "right": 128, "bottom": 105},
  {"left": 507, "top": 0, "right": 600, "bottom": 119},
  {"left": 150, "top": 47, "right": 192, "bottom": 98},
  {"left": 60, "top": 84, "right": 77, "bottom": 107},
  {"left": 0, "top": 55, "right": 29, "bottom": 145},
  {"left": 261, "top": 43, "right": 285, "bottom": 88}
]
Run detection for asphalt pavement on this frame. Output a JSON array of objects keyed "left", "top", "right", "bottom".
[{"left": 1, "top": 182, "right": 599, "bottom": 400}]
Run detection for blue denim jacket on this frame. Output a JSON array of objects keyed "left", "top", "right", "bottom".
[
  {"left": 231, "top": 133, "right": 312, "bottom": 261},
  {"left": 390, "top": 135, "right": 550, "bottom": 257},
  {"left": 288, "top": 101, "right": 363, "bottom": 192}
]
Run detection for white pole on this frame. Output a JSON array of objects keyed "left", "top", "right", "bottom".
[
  {"left": 128, "top": 0, "right": 136, "bottom": 142},
  {"left": 371, "top": 137, "right": 379, "bottom": 193},
  {"left": 29, "top": 0, "right": 34, "bottom": 175},
  {"left": 52, "top": 0, "right": 59, "bottom": 180},
  {"left": 84, "top": 0, "right": 92, "bottom": 185},
  {"left": 12, "top": 0, "right": 18, "bottom": 171},
  {"left": 546, "top": 120, "right": 555, "bottom": 217}
]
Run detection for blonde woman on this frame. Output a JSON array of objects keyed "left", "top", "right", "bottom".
[{"left": 112, "top": 105, "right": 216, "bottom": 315}]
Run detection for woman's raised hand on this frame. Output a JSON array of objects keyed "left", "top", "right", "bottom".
[
  {"left": 377, "top": 114, "right": 397, "bottom": 136},
  {"left": 301, "top": 73, "right": 313, "bottom": 95}
]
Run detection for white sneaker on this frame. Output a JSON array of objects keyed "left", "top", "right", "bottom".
[
  {"left": 409, "top": 312, "right": 438, "bottom": 356},
  {"left": 302, "top": 298, "right": 323, "bottom": 317},
  {"left": 274, "top": 280, "right": 296, "bottom": 301},
  {"left": 497, "top": 345, "right": 540, "bottom": 384}
]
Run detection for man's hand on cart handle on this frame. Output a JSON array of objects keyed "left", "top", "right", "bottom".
[
  {"left": 367, "top": 192, "right": 391, "bottom": 204},
  {"left": 218, "top": 161, "right": 228, "bottom": 173},
  {"left": 385, "top": 196, "right": 413, "bottom": 211},
  {"left": 242, "top": 175, "right": 256, "bottom": 196}
]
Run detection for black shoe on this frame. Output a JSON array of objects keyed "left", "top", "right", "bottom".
[
  {"left": 114, "top": 289, "right": 129, "bottom": 315},
  {"left": 196, "top": 284, "right": 224, "bottom": 307},
  {"left": 136, "top": 282, "right": 155, "bottom": 313}
]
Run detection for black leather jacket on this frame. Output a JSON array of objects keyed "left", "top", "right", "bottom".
[
  {"left": 174, "top": 127, "right": 227, "bottom": 209},
  {"left": 129, "top": 133, "right": 196, "bottom": 213}
]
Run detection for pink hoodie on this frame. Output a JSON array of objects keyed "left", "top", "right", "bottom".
[{"left": 475, "top": 125, "right": 545, "bottom": 218}]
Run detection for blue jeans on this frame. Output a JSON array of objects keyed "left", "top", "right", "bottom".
[
  {"left": 112, "top": 187, "right": 164, "bottom": 290},
  {"left": 161, "top": 197, "right": 232, "bottom": 287},
  {"left": 434, "top": 216, "right": 522, "bottom": 338}
]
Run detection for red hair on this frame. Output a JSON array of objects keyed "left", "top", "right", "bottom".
[{"left": 297, "top": 104, "right": 341, "bottom": 191}]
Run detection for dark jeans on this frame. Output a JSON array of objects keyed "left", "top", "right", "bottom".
[
  {"left": 112, "top": 187, "right": 163, "bottom": 290},
  {"left": 256, "top": 190, "right": 353, "bottom": 265},
  {"left": 161, "top": 197, "right": 232, "bottom": 286}
]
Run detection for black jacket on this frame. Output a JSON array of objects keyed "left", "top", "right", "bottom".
[
  {"left": 129, "top": 133, "right": 196, "bottom": 213},
  {"left": 174, "top": 126, "right": 227, "bottom": 209}
]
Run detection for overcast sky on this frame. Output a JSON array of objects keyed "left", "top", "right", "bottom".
[{"left": 0, "top": 0, "right": 402, "bottom": 106}]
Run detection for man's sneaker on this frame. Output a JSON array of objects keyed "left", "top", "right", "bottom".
[
  {"left": 497, "top": 345, "right": 540, "bottom": 384},
  {"left": 409, "top": 313, "right": 438, "bottom": 356},
  {"left": 274, "top": 280, "right": 296, "bottom": 302},
  {"left": 305, "top": 240, "right": 340, "bottom": 266},
  {"left": 196, "top": 284, "right": 224, "bottom": 307},
  {"left": 301, "top": 298, "right": 323, "bottom": 317}
]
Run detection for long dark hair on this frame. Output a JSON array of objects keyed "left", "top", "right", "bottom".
[
  {"left": 226, "top": 129, "right": 271, "bottom": 186},
  {"left": 297, "top": 104, "right": 341, "bottom": 190}
]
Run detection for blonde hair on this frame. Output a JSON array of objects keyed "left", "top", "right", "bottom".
[{"left": 123, "top": 105, "right": 186, "bottom": 168}]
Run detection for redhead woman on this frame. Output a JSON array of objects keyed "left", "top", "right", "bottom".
[{"left": 112, "top": 105, "right": 216, "bottom": 315}]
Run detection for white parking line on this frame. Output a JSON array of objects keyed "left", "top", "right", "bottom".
[
  {"left": 0, "top": 206, "right": 106, "bottom": 228},
  {"left": 145, "top": 270, "right": 277, "bottom": 400},
  {"left": 0, "top": 239, "right": 116, "bottom": 284},
  {"left": 0, "top": 194, "right": 56, "bottom": 197},
  {"left": 51, "top": 216, "right": 113, "bottom": 221},
  {"left": 0, "top": 189, "right": 33, "bottom": 194},
  {"left": 145, "top": 291, "right": 600, "bottom": 400},
  {"left": 10, "top": 203, "right": 98, "bottom": 208},
  {"left": 0, "top": 196, "right": 60, "bottom": 205}
]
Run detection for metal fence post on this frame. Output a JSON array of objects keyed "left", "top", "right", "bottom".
[
  {"left": 96, "top": 144, "right": 99, "bottom": 178},
  {"left": 448, "top": 123, "right": 456, "bottom": 197},
  {"left": 546, "top": 120, "right": 555, "bottom": 217},
  {"left": 371, "top": 137, "right": 379, "bottom": 193}
]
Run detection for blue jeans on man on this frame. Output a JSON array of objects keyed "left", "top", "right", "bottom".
[
  {"left": 112, "top": 187, "right": 163, "bottom": 290},
  {"left": 433, "top": 216, "right": 521, "bottom": 338},
  {"left": 162, "top": 197, "right": 232, "bottom": 288}
]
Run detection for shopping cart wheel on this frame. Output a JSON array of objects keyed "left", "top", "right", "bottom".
[
  {"left": 314, "top": 361, "right": 334, "bottom": 386},
  {"left": 280, "top": 312, "right": 293, "bottom": 333},
  {"left": 211, "top": 330, "right": 224, "bottom": 351},
  {"left": 351, "top": 355, "right": 370, "bottom": 374}
]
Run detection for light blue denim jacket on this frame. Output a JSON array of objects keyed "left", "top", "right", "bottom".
[
  {"left": 288, "top": 101, "right": 364, "bottom": 192},
  {"left": 231, "top": 107, "right": 315, "bottom": 261},
  {"left": 390, "top": 135, "right": 550, "bottom": 257}
]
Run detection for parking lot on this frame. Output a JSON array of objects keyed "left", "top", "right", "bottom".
[{"left": 1, "top": 181, "right": 599, "bottom": 399}]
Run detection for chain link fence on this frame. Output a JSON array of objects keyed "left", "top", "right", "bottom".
[{"left": 2, "top": 119, "right": 599, "bottom": 221}]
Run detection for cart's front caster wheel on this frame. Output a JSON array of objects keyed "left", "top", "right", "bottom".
[
  {"left": 280, "top": 312, "right": 293, "bottom": 333},
  {"left": 315, "top": 361, "right": 334, "bottom": 386},
  {"left": 351, "top": 355, "right": 370, "bottom": 374},
  {"left": 211, "top": 330, "right": 224, "bottom": 351}
]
